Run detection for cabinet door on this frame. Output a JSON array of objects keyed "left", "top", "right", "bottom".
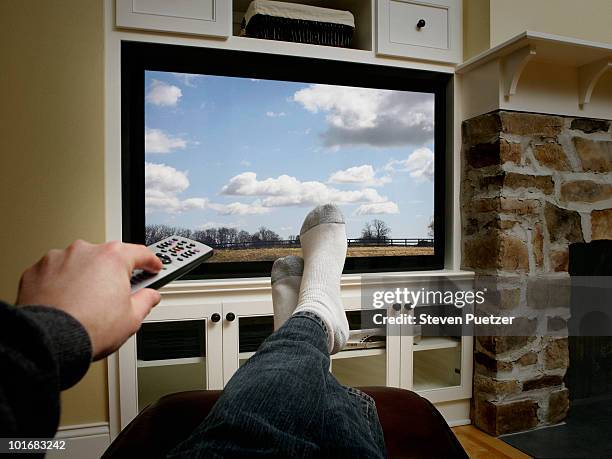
[
  {"left": 222, "top": 299, "right": 275, "bottom": 385},
  {"left": 118, "top": 300, "right": 223, "bottom": 427},
  {"left": 330, "top": 295, "right": 402, "bottom": 388},
  {"left": 400, "top": 310, "right": 472, "bottom": 404},
  {"left": 376, "top": 0, "right": 461, "bottom": 63},
  {"left": 116, "top": 0, "right": 231, "bottom": 37}
]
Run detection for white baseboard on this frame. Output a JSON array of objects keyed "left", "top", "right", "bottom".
[{"left": 46, "top": 422, "right": 110, "bottom": 459}]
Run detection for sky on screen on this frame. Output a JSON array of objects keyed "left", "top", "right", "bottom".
[{"left": 144, "top": 71, "right": 435, "bottom": 239}]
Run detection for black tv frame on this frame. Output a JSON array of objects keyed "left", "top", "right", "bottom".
[{"left": 122, "top": 41, "right": 449, "bottom": 279}]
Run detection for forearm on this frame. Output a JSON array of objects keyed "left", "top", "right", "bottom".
[{"left": 0, "top": 301, "right": 92, "bottom": 437}]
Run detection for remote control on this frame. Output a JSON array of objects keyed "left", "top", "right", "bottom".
[{"left": 130, "top": 236, "right": 214, "bottom": 293}]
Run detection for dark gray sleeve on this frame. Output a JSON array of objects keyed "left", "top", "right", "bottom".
[{"left": 0, "top": 302, "right": 92, "bottom": 437}]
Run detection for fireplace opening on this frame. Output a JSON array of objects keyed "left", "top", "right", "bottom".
[{"left": 567, "top": 240, "right": 612, "bottom": 402}]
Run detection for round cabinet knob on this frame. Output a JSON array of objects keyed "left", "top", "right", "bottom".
[
  {"left": 392, "top": 303, "right": 402, "bottom": 311},
  {"left": 416, "top": 19, "right": 426, "bottom": 29},
  {"left": 211, "top": 313, "right": 221, "bottom": 323},
  {"left": 226, "top": 312, "right": 236, "bottom": 322},
  {"left": 404, "top": 302, "right": 413, "bottom": 310}
]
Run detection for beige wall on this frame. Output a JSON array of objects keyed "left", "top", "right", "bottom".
[
  {"left": 0, "top": 1, "right": 108, "bottom": 426},
  {"left": 463, "top": 0, "right": 490, "bottom": 61},
  {"left": 490, "top": 0, "right": 612, "bottom": 46}
]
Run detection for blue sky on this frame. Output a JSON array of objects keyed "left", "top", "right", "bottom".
[{"left": 144, "top": 71, "right": 435, "bottom": 239}]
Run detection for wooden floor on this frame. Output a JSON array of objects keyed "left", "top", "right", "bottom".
[{"left": 452, "top": 426, "right": 532, "bottom": 459}]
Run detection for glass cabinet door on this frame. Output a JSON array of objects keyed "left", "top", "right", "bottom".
[
  {"left": 412, "top": 337, "right": 462, "bottom": 392},
  {"left": 136, "top": 319, "right": 209, "bottom": 411},
  {"left": 409, "top": 304, "right": 463, "bottom": 395},
  {"left": 331, "top": 308, "right": 398, "bottom": 387},
  {"left": 237, "top": 315, "right": 274, "bottom": 368}
]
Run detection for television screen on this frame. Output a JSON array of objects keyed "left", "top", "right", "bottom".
[{"left": 122, "top": 43, "right": 447, "bottom": 277}]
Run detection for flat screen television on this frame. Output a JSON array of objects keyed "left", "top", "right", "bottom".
[{"left": 122, "top": 42, "right": 449, "bottom": 278}]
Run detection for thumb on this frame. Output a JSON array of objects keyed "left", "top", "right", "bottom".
[{"left": 131, "top": 288, "right": 161, "bottom": 325}]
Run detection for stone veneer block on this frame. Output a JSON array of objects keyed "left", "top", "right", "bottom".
[
  {"left": 544, "top": 203, "right": 584, "bottom": 244},
  {"left": 560, "top": 180, "right": 612, "bottom": 203},
  {"left": 463, "top": 231, "right": 529, "bottom": 271},
  {"left": 474, "top": 374, "right": 521, "bottom": 397},
  {"left": 570, "top": 118, "right": 610, "bottom": 133},
  {"left": 591, "top": 209, "right": 612, "bottom": 240},
  {"left": 504, "top": 172, "right": 554, "bottom": 195},
  {"left": 550, "top": 250, "right": 569, "bottom": 272},
  {"left": 500, "top": 112, "right": 564, "bottom": 137},
  {"left": 573, "top": 137, "right": 612, "bottom": 172},
  {"left": 547, "top": 389, "right": 570, "bottom": 424},
  {"left": 523, "top": 374, "right": 564, "bottom": 391},
  {"left": 544, "top": 338, "right": 569, "bottom": 370},
  {"left": 533, "top": 143, "right": 572, "bottom": 171},
  {"left": 474, "top": 398, "right": 539, "bottom": 436}
]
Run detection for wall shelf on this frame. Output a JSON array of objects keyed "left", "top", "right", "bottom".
[
  {"left": 137, "top": 357, "right": 204, "bottom": 368},
  {"left": 413, "top": 336, "right": 460, "bottom": 352},
  {"left": 457, "top": 31, "right": 612, "bottom": 120}
]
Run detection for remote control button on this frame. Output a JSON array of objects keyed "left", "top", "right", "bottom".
[
  {"left": 162, "top": 258, "right": 172, "bottom": 265},
  {"left": 177, "top": 258, "right": 183, "bottom": 261},
  {"left": 171, "top": 253, "right": 177, "bottom": 257}
]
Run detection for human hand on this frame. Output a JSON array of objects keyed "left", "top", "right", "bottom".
[{"left": 16, "top": 240, "right": 163, "bottom": 360}]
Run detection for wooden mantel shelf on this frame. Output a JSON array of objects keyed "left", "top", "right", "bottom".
[{"left": 457, "top": 31, "right": 612, "bottom": 121}]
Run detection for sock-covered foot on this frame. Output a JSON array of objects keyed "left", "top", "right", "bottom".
[
  {"left": 271, "top": 256, "right": 304, "bottom": 330},
  {"left": 294, "top": 203, "right": 349, "bottom": 354}
]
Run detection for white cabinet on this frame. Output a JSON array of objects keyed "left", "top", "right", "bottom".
[
  {"left": 116, "top": 0, "right": 231, "bottom": 37},
  {"left": 376, "top": 0, "right": 462, "bottom": 63},
  {"left": 118, "top": 283, "right": 471, "bottom": 428}
]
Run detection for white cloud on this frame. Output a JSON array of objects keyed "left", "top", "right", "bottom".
[
  {"left": 221, "top": 172, "right": 388, "bottom": 207},
  {"left": 293, "top": 84, "right": 434, "bottom": 148},
  {"left": 266, "top": 111, "right": 286, "bottom": 118},
  {"left": 209, "top": 201, "right": 271, "bottom": 215},
  {"left": 172, "top": 73, "right": 202, "bottom": 87},
  {"left": 146, "top": 80, "right": 182, "bottom": 107},
  {"left": 145, "top": 128, "right": 188, "bottom": 154},
  {"left": 200, "top": 221, "right": 239, "bottom": 230},
  {"left": 145, "top": 162, "right": 207, "bottom": 214},
  {"left": 384, "top": 147, "right": 434, "bottom": 182},
  {"left": 329, "top": 165, "right": 391, "bottom": 187},
  {"left": 354, "top": 202, "right": 400, "bottom": 215}
]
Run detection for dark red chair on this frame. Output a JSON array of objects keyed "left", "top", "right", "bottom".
[{"left": 103, "top": 387, "right": 467, "bottom": 458}]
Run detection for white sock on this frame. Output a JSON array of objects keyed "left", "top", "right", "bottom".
[
  {"left": 271, "top": 256, "right": 303, "bottom": 330},
  {"left": 294, "top": 204, "right": 349, "bottom": 354}
]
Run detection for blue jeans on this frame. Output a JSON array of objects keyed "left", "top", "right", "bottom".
[{"left": 168, "top": 311, "right": 387, "bottom": 458}]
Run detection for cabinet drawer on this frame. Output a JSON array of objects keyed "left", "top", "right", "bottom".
[
  {"left": 389, "top": 1, "right": 448, "bottom": 50},
  {"left": 116, "top": 0, "right": 231, "bottom": 37},
  {"left": 376, "top": 0, "right": 461, "bottom": 63}
]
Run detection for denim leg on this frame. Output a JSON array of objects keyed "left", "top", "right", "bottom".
[
  {"left": 168, "top": 311, "right": 387, "bottom": 458},
  {"left": 168, "top": 312, "right": 330, "bottom": 458},
  {"left": 320, "top": 374, "right": 387, "bottom": 459}
]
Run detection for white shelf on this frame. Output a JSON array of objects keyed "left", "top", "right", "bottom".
[
  {"left": 239, "top": 347, "right": 386, "bottom": 361},
  {"left": 413, "top": 337, "right": 460, "bottom": 352},
  {"left": 457, "top": 31, "right": 612, "bottom": 74},
  {"left": 457, "top": 31, "right": 612, "bottom": 119},
  {"left": 414, "top": 378, "right": 460, "bottom": 393},
  {"left": 137, "top": 357, "right": 204, "bottom": 368},
  {"left": 332, "top": 347, "right": 386, "bottom": 360}
]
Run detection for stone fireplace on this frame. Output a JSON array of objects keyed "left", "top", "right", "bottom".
[{"left": 461, "top": 110, "right": 612, "bottom": 435}]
